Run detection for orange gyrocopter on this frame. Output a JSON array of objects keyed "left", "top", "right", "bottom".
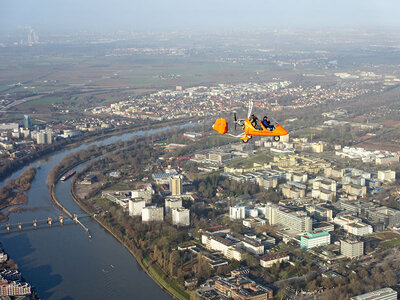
[{"left": 212, "top": 100, "right": 288, "bottom": 143}]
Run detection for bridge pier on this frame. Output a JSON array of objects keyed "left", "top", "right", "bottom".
[
  {"left": 6, "top": 225, "right": 10, "bottom": 232},
  {"left": 18, "top": 223, "right": 22, "bottom": 231},
  {"left": 73, "top": 214, "right": 78, "bottom": 224},
  {"left": 47, "top": 217, "right": 52, "bottom": 227},
  {"left": 59, "top": 216, "right": 63, "bottom": 226},
  {"left": 33, "top": 220, "right": 37, "bottom": 229}
]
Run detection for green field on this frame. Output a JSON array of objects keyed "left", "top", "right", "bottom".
[
  {"left": 227, "top": 151, "right": 273, "bottom": 168},
  {"left": 380, "top": 237, "right": 400, "bottom": 248},
  {"left": 20, "top": 96, "right": 66, "bottom": 106}
]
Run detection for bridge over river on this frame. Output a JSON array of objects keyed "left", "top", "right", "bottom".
[{"left": 0, "top": 214, "right": 92, "bottom": 236}]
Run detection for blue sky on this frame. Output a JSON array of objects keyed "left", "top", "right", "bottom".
[{"left": 1, "top": 0, "right": 400, "bottom": 32}]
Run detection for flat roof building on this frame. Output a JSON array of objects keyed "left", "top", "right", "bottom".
[
  {"left": 350, "top": 287, "right": 397, "bottom": 300},
  {"left": 172, "top": 207, "right": 190, "bottom": 227},
  {"left": 300, "top": 231, "right": 330, "bottom": 249},
  {"left": 142, "top": 206, "right": 164, "bottom": 222},
  {"left": 341, "top": 239, "right": 364, "bottom": 259}
]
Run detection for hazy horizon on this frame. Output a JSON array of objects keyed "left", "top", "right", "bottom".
[{"left": 1, "top": 0, "right": 400, "bottom": 34}]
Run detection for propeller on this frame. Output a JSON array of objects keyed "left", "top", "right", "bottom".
[{"left": 234, "top": 112, "right": 237, "bottom": 131}]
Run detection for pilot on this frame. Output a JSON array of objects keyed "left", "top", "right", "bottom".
[
  {"left": 250, "top": 114, "right": 259, "bottom": 128},
  {"left": 262, "top": 116, "right": 274, "bottom": 131}
]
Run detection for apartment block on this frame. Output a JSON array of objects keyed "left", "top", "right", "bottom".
[
  {"left": 341, "top": 239, "right": 364, "bottom": 259},
  {"left": 172, "top": 207, "right": 190, "bottom": 227},
  {"left": 142, "top": 206, "right": 164, "bottom": 222}
]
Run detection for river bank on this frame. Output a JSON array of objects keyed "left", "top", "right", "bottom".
[
  {"left": 0, "top": 116, "right": 197, "bottom": 183},
  {"left": 43, "top": 122, "right": 200, "bottom": 299},
  {"left": 0, "top": 121, "right": 192, "bottom": 299},
  {"left": 70, "top": 185, "right": 189, "bottom": 300},
  {"left": 54, "top": 143, "right": 190, "bottom": 299}
]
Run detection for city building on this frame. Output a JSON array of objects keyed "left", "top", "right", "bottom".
[
  {"left": 347, "top": 222, "right": 373, "bottom": 236},
  {"left": 152, "top": 172, "right": 178, "bottom": 184},
  {"left": 23, "top": 115, "right": 32, "bottom": 129},
  {"left": 201, "top": 233, "right": 243, "bottom": 261},
  {"left": 172, "top": 207, "right": 190, "bottom": 227},
  {"left": 300, "top": 231, "right": 331, "bottom": 249},
  {"left": 230, "top": 206, "right": 246, "bottom": 220},
  {"left": 350, "top": 288, "right": 397, "bottom": 300},
  {"left": 142, "top": 206, "right": 164, "bottom": 222},
  {"left": 282, "top": 181, "right": 306, "bottom": 199},
  {"left": 233, "top": 234, "right": 264, "bottom": 255},
  {"left": 169, "top": 175, "right": 183, "bottom": 196},
  {"left": 266, "top": 203, "right": 312, "bottom": 233},
  {"left": 132, "top": 184, "right": 154, "bottom": 203},
  {"left": 306, "top": 205, "right": 333, "bottom": 221},
  {"left": 36, "top": 131, "right": 46, "bottom": 144},
  {"left": 0, "top": 270, "right": 22, "bottom": 282},
  {"left": 81, "top": 174, "right": 97, "bottom": 185},
  {"left": 165, "top": 197, "right": 182, "bottom": 214},
  {"left": 0, "top": 276, "right": 31, "bottom": 297},
  {"left": 128, "top": 198, "right": 146, "bottom": 217},
  {"left": 214, "top": 275, "right": 273, "bottom": 300},
  {"left": 377, "top": 170, "right": 396, "bottom": 182},
  {"left": 243, "top": 217, "right": 266, "bottom": 229},
  {"left": 334, "top": 215, "right": 373, "bottom": 236},
  {"left": 312, "top": 142, "right": 324, "bottom": 153},
  {"left": 367, "top": 207, "right": 400, "bottom": 227},
  {"left": 376, "top": 156, "right": 399, "bottom": 165},
  {"left": 341, "top": 239, "right": 364, "bottom": 259},
  {"left": 260, "top": 253, "right": 290, "bottom": 268},
  {"left": 313, "top": 222, "right": 335, "bottom": 232}
]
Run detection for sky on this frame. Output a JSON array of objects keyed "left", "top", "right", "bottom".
[{"left": 1, "top": 0, "right": 400, "bottom": 33}]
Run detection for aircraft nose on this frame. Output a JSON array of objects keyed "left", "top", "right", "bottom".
[{"left": 275, "top": 124, "right": 288, "bottom": 136}]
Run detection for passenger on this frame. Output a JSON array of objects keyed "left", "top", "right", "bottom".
[
  {"left": 262, "top": 116, "right": 274, "bottom": 131},
  {"left": 250, "top": 114, "right": 259, "bottom": 128}
]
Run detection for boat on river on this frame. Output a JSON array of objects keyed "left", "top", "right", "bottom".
[{"left": 60, "top": 170, "right": 76, "bottom": 181}]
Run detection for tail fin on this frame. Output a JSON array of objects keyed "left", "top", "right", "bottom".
[{"left": 212, "top": 118, "right": 228, "bottom": 134}]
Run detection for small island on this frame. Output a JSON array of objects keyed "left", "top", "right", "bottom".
[{"left": 0, "top": 167, "right": 37, "bottom": 221}]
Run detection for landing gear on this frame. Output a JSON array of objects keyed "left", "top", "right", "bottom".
[
  {"left": 273, "top": 136, "right": 280, "bottom": 142},
  {"left": 241, "top": 135, "right": 251, "bottom": 143}
]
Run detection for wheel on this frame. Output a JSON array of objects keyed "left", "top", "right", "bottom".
[
  {"left": 273, "top": 136, "right": 280, "bottom": 142},
  {"left": 242, "top": 139, "right": 249, "bottom": 143}
]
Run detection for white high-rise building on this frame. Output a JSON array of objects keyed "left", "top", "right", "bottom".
[
  {"left": 131, "top": 184, "right": 154, "bottom": 203},
  {"left": 165, "top": 197, "right": 182, "bottom": 214},
  {"left": 142, "top": 206, "right": 164, "bottom": 222},
  {"left": 341, "top": 239, "right": 364, "bottom": 259},
  {"left": 128, "top": 199, "right": 146, "bottom": 216},
  {"left": 229, "top": 206, "right": 246, "bottom": 220},
  {"left": 172, "top": 207, "right": 190, "bottom": 227},
  {"left": 36, "top": 131, "right": 47, "bottom": 144}
]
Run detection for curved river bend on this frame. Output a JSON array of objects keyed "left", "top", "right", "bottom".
[{"left": 0, "top": 125, "right": 194, "bottom": 299}]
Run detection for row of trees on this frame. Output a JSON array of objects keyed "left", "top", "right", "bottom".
[{"left": 193, "top": 173, "right": 260, "bottom": 200}]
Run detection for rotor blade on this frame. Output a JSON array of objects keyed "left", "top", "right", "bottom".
[
  {"left": 247, "top": 100, "right": 253, "bottom": 119},
  {"left": 234, "top": 112, "right": 237, "bottom": 131}
]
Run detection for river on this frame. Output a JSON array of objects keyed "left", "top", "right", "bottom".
[{"left": 0, "top": 124, "right": 196, "bottom": 299}]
